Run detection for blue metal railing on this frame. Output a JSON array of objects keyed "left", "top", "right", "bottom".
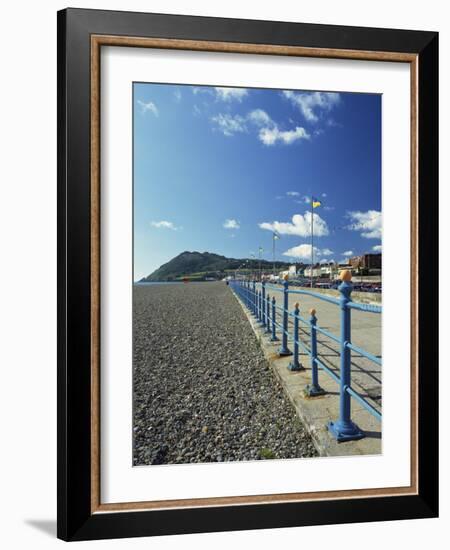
[{"left": 230, "top": 275, "right": 382, "bottom": 442}]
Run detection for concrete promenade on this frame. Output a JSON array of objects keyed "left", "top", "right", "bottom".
[{"left": 240, "top": 283, "right": 382, "bottom": 456}]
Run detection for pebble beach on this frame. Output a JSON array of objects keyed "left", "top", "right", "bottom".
[{"left": 133, "top": 281, "right": 317, "bottom": 465}]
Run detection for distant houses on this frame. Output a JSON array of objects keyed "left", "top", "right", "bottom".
[
  {"left": 282, "top": 253, "right": 382, "bottom": 281},
  {"left": 231, "top": 253, "right": 382, "bottom": 283}
]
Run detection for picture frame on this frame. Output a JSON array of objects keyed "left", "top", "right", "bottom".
[{"left": 57, "top": 7, "right": 439, "bottom": 541}]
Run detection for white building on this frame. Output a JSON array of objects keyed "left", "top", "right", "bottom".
[
  {"left": 279, "top": 265, "right": 297, "bottom": 279},
  {"left": 304, "top": 262, "right": 342, "bottom": 279},
  {"left": 304, "top": 265, "right": 322, "bottom": 278}
]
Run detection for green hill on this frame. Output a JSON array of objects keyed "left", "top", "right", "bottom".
[{"left": 140, "top": 251, "right": 294, "bottom": 282}]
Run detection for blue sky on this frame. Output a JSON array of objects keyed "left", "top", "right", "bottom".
[{"left": 133, "top": 82, "right": 381, "bottom": 281}]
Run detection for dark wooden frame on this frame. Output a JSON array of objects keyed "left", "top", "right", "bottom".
[{"left": 57, "top": 8, "right": 438, "bottom": 541}]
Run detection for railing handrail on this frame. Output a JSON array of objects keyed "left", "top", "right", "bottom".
[
  {"left": 288, "top": 288, "right": 340, "bottom": 306},
  {"left": 262, "top": 281, "right": 381, "bottom": 309},
  {"left": 347, "top": 301, "right": 382, "bottom": 314},
  {"left": 315, "top": 324, "right": 341, "bottom": 344},
  {"left": 346, "top": 341, "right": 382, "bottom": 366}
]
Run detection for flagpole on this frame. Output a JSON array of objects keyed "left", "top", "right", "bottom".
[{"left": 310, "top": 199, "right": 314, "bottom": 288}]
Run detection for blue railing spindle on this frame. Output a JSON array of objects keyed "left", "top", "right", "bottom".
[
  {"left": 261, "top": 281, "right": 267, "bottom": 328},
  {"left": 258, "top": 290, "right": 263, "bottom": 323},
  {"left": 288, "top": 302, "right": 303, "bottom": 371},
  {"left": 271, "top": 296, "right": 278, "bottom": 341},
  {"left": 305, "top": 308, "right": 326, "bottom": 396},
  {"left": 278, "top": 278, "right": 292, "bottom": 356},
  {"left": 265, "top": 293, "right": 271, "bottom": 334}
]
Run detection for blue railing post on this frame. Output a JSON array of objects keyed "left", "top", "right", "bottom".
[
  {"left": 252, "top": 281, "right": 257, "bottom": 316},
  {"left": 257, "top": 290, "right": 262, "bottom": 323},
  {"left": 278, "top": 277, "right": 292, "bottom": 356},
  {"left": 328, "top": 271, "right": 364, "bottom": 441},
  {"left": 271, "top": 296, "right": 278, "bottom": 341},
  {"left": 305, "top": 308, "right": 326, "bottom": 396},
  {"left": 261, "top": 281, "right": 267, "bottom": 327},
  {"left": 265, "top": 293, "right": 271, "bottom": 334},
  {"left": 288, "top": 302, "right": 303, "bottom": 371}
]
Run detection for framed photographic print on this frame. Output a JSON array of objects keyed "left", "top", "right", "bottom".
[{"left": 57, "top": 8, "right": 438, "bottom": 541}]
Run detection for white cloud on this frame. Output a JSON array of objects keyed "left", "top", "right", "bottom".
[
  {"left": 150, "top": 220, "right": 178, "bottom": 230},
  {"left": 173, "top": 89, "right": 182, "bottom": 103},
  {"left": 282, "top": 244, "right": 332, "bottom": 261},
  {"left": 259, "top": 126, "right": 310, "bottom": 146},
  {"left": 192, "top": 86, "right": 248, "bottom": 103},
  {"left": 137, "top": 100, "right": 159, "bottom": 117},
  {"left": 247, "top": 109, "right": 272, "bottom": 126},
  {"left": 286, "top": 191, "right": 300, "bottom": 197},
  {"left": 211, "top": 107, "right": 309, "bottom": 146},
  {"left": 347, "top": 210, "right": 382, "bottom": 239},
  {"left": 259, "top": 212, "right": 329, "bottom": 237},
  {"left": 250, "top": 110, "right": 310, "bottom": 146},
  {"left": 282, "top": 91, "right": 341, "bottom": 123},
  {"left": 192, "top": 87, "right": 212, "bottom": 96},
  {"left": 321, "top": 248, "right": 334, "bottom": 255},
  {"left": 322, "top": 193, "right": 327, "bottom": 197},
  {"left": 211, "top": 114, "right": 247, "bottom": 136},
  {"left": 327, "top": 118, "right": 342, "bottom": 128},
  {"left": 295, "top": 196, "right": 312, "bottom": 206},
  {"left": 342, "top": 250, "right": 354, "bottom": 257},
  {"left": 223, "top": 219, "right": 240, "bottom": 230},
  {"left": 214, "top": 87, "right": 248, "bottom": 102},
  {"left": 372, "top": 244, "right": 382, "bottom": 252}
]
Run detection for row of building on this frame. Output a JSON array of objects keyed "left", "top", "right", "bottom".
[{"left": 278, "top": 253, "right": 382, "bottom": 280}]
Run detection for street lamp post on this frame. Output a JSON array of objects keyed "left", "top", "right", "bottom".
[
  {"left": 273, "top": 232, "right": 280, "bottom": 278},
  {"left": 250, "top": 253, "right": 256, "bottom": 280}
]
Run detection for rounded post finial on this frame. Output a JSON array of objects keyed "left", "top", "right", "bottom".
[
  {"left": 339, "top": 269, "right": 352, "bottom": 282},
  {"left": 310, "top": 308, "right": 316, "bottom": 316},
  {"left": 294, "top": 301, "right": 300, "bottom": 309},
  {"left": 283, "top": 274, "right": 289, "bottom": 281}
]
